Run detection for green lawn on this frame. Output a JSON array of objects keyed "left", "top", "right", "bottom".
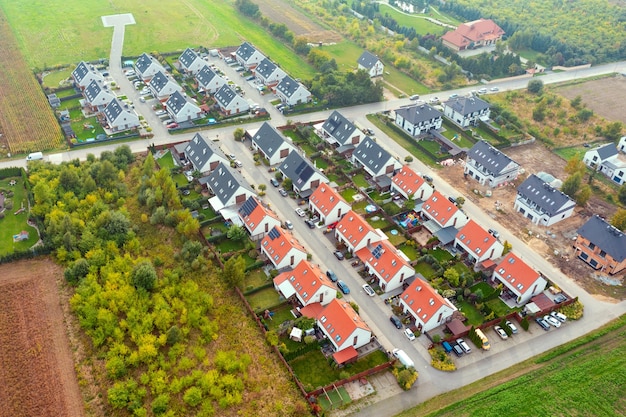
[
  {"left": 1, "top": 0, "right": 316, "bottom": 80},
  {"left": 352, "top": 174, "right": 369, "bottom": 188},
  {"left": 451, "top": 262, "right": 471, "bottom": 277},
  {"left": 399, "top": 243, "right": 420, "bottom": 261},
  {"left": 429, "top": 247, "right": 453, "bottom": 262},
  {"left": 414, "top": 261, "right": 437, "bottom": 279},
  {"left": 42, "top": 68, "right": 73, "bottom": 89},
  {"left": 264, "top": 305, "right": 296, "bottom": 331},
  {"left": 0, "top": 177, "right": 38, "bottom": 255},
  {"left": 353, "top": 200, "right": 369, "bottom": 214},
  {"left": 366, "top": 216, "right": 392, "bottom": 229},
  {"left": 554, "top": 146, "right": 587, "bottom": 162},
  {"left": 378, "top": 4, "right": 459, "bottom": 33},
  {"left": 314, "top": 158, "right": 328, "bottom": 170},
  {"left": 320, "top": 41, "right": 364, "bottom": 72},
  {"left": 244, "top": 269, "right": 270, "bottom": 291},
  {"left": 290, "top": 349, "right": 389, "bottom": 390},
  {"left": 383, "top": 62, "right": 430, "bottom": 96},
  {"left": 216, "top": 238, "right": 247, "bottom": 254},
  {"left": 318, "top": 386, "right": 351, "bottom": 411},
  {"left": 156, "top": 150, "right": 176, "bottom": 170},
  {"left": 485, "top": 298, "right": 512, "bottom": 318},
  {"left": 385, "top": 231, "right": 407, "bottom": 246},
  {"left": 457, "top": 301, "right": 484, "bottom": 326},
  {"left": 340, "top": 187, "right": 358, "bottom": 202},
  {"left": 246, "top": 287, "right": 283, "bottom": 312},
  {"left": 470, "top": 282, "right": 496, "bottom": 299}
]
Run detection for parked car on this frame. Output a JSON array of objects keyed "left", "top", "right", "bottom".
[
  {"left": 478, "top": 88, "right": 488, "bottom": 94},
  {"left": 554, "top": 294, "right": 567, "bottom": 303},
  {"left": 295, "top": 208, "right": 306, "bottom": 217},
  {"left": 305, "top": 219, "right": 316, "bottom": 229},
  {"left": 423, "top": 174, "right": 434, "bottom": 183},
  {"left": 279, "top": 188, "right": 288, "bottom": 197},
  {"left": 490, "top": 86, "right": 500, "bottom": 92},
  {"left": 409, "top": 94, "right": 420, "bottom": 100},
  {"left": 456, "top": 338, "right": 472, "bottom": 353},
  {"left": 452, "top": 343, "right": 464, "bottom": 357},
  {"left": 234, "top": 160, "right": 243, "bottom": 168},
  {"left": 139, "top": 97, "right": 146, "bottom": 103},
  {"left": 429, "top": 97, "right": 440, "bottom": 104},
  {"left": 390, "top": 315, "right": 403, "bottom": 329},
  {"left": 270, "top": 178, "right": 280, "bottom": 187},
  {"left": 404, "top": 328, "right": 416, "bottom": 341},
  {"left": 505, "top": 320, "right": 519, "bottom": 334},
  {"left": 544, "top": 315, "right": 561, "bottom": 328},
  {"left": 326, "top": 269, "right": 338, "bottom": 282},
  {"left": 494, "top": 326, "right": 508, "bottom": 340},
  {"left": 337, "top": 280, "right": 350, "bottom": 294},
  {"left": 442, "top": 341, "right": 453, "bottom": 353},
  {"left": 166, "top": 122, "right": 179, "bottom": 129},
  {"left": 449, "top": 93, "right": 458, "bottom": 99},
  {"left": 550, "top": 311, "right": 567, "bottom": 323},
  {"left": 536, "top": 317, "right": 551, "bottom": 331},
  {"left": 362, "top": 284, "right": 375, "bottom": 297},
  {"left": 155, "top": 110, "right": 167, "bottom": 116},
  {"left": 284, "top": 220, "right": 293, "bottom": 230},
  {"left": 227, "top": 153, "right": 236, "bottom": 161},
  {"left": 181, "top": 189, "right": 191, "bottom": 196},
  {"left": 333, "top": 250, "right": 344, "bottom": 260},
  {"left": 488, "top": 228, "right": 500, "bottom": 239}
]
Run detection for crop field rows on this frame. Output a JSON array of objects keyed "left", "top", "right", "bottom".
[{"left": 0, "top": 16, "right": 62, "bottom": 156}]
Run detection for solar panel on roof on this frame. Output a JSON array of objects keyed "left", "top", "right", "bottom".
[
  {"left": 372, "top": 244, "right": 384, "bottom": 259},
  {"left": 268, "top": 227, "right": 281, "bottom": 240},
  {"left": 239, "top": 197, "right": 258, "bottom": 216}
]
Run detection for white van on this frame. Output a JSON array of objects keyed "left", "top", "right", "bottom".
[
  {"left": 26, "top": 152, "right": 43, "bottom": 161},
  {"left": 392, "top": 348, "right": 415, "bottom": 369}
]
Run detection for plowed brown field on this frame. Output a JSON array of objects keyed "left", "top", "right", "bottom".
[{"left": 0, "top": 259, "right": 84, "bottom": 417}]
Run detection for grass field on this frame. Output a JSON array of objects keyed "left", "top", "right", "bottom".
[
  {"left": 0, "top": 0, "right": 316, "bottom": 79},
  {"left": 378, "top": 4, "right": 450, "bottom": 35},
  {"left": 0, "top": 177, "right": 38, "bottom": 255},
  {"left": 398, "top": 315, "right": 626, "bottom": 417}
]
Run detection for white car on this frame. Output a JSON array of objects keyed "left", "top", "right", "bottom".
[
  {"left": 362, "top": 284, "right": 375, "bottom": 297},
  {"left": 456, "top": 338, "right": 471, "bottom": 353},
  {"left": 295, "top": 208, "right": 306, "bottom": 217},
  {"left": 429, "top": 97, "right": 440, "bottom": 103},
  {"left": 284, "top": 220, "right": 293, "bottom": 230},
  {"left": 490, "top": 86, "right": 499, "bottom": 92},
  {"left": 404, "top": 328, "right": 416, "bottom": 341},
  {"left": 505, "top": 320, "right": 519, "bottom": 334},
  {"left": 494, "top": 326, "right": 508, "bottom": 340},
  {"left": 550, "top": 311, "right": 567, "bottom": 323},
  {"left": 544, "top": 315, "right": 561, "bottom": 328}
]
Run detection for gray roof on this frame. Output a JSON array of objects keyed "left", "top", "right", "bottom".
[
  {"left": 444, "top": 96, "right": 489, "bottom": 116},
  {"left": 577, "top": 215, "right": 626, "bottom": 262},
  {"left": 214, "top": 84, "right": 239, "bottom": 107},
  {"left": 279, "top": 152, "right": 325, "bottom": 187},
  {"left": 467, "top": 140, "right": 518, "bottom": 176},
  {"left": 594, "top": 143, "right": 619, "bottom": 160},
  {"left": 358, "top": 51, "right": 380, "bottom": 70},
  {"left": 238, "top": 196, "right": 259, "bottom": 218},
  {"left": 395, "top": 103, "right": 443, "bottom": 125},
  {"left": 184, "top": 133, "right": 225, "bottom": 171},
  {"left": 103, "top": 98, "right": 124, "bottom": 122},
  {"left": 353, "top": 136, "right": 394, "bottom": 172},
  {"left": 135, "top": 53, "right": 164, "bottom": 75},
  {"left": 321, "top": 111, "right": 360, "bottom": 145},
  {"left": 206, "top": 162, "right": 254, "bottom": 206},
  {"left": 149, "top": 71, "right": 179, "bottom": 94},
  {"left": 72, "top": 61, "right": 102, "bottom": 84},
  {"left": 179, "top": 48, "right": 200, "bottom": 69},
  {"left": 276, "top": 75, "right": 303, "bottom": 98},
  {"left": 517, "top": 174, "right": 574, "bottom": 216},
  {"left": 195, "top": 65, "right": 223, "bottom": 88},
  {"left": 255, "top": 58, "right": 279, "bottom": 79},
  {"left": 236, "top": 42, "right": 263, "bottom": 62},
  {"left": 252, "top": 122, "right": 291, "bottom": 158},
  {"left": 165, "top": 90, "right": 192, "bottom": 115},
  {"left": 83, "top": 80, "right": 114, "bottom": 106}
]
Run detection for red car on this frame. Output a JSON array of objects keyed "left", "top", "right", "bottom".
[{"left": 166, "top": 122, "right": 178, "bottom": 129}]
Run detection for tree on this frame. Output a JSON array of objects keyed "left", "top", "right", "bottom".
[
  {"left": 283, "top": 178, "right": 293, "bottom": 190},
  {"left": 527, "top": 79, "right": 544, "bottom": 94},
  {"left": 443, "top": 268, "right": 460, "bottom": 287},
  {"left": 455, "top": 196, "right": 465, "bottom": 208},
  {"left": 226, "top": 224, "right": 247, "bottom": 241},
  {"left": 233, "top": 128, "right": 245, "bottom": 141},
  {"left": 222, "top": 256, "right": 245, "bottom": 288},
  {"left": 235, "top": 0, "right": 260, "bottom": 18},
  {"left": 611, "top": 209, "right": 626, "bottom": 231},
  {"left": 561, "top": 172, "right": 582, "bottom": 197},
  {"left": 575, "top": 185, "right": 591, "bottom": 206},
  {"left": 132, "top": 261, "right": 157, "bottom": 291},
  {"left": 258, "top": 184, "right": 267, "bottom": 192},
  {"left": 564, "top": 157, "right": 586, "bottom": 176}
]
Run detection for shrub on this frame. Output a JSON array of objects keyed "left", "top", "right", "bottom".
[
  {"left": 559, "top": 300, "right": 584, "bottom": 320},
  {"left": 392, "top": 366, "right": 418, "bottom": 390},
  {"left": 428, "top": 347, "right": 456, "bottom": 372},
  {"left": 183, "top": 387, "right": 202, "bottom": 407},
  {"left": 521, "top": 317, "right": 529, "bottom": 331}
]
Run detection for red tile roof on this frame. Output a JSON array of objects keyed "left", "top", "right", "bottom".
[
  {"left": 400, "top": 279, "right": 448, "bottom": 323},
  {"left": 336, "top": 211, "right": 379, "bottom": 248},
  {"left": 356, "top": 241, "right": 411, "bottom": 283},
  {"left": 494, "top": 253, "right": 540, "bottom": 293},
  {"left": 309, "top": 183, "right": 349, "bottom": 217},
  {"left": 317, "top": 299, "right": 370, "bottom": 343},
  {"left": 422, "top": 190, "right": 459, "bottom": 226},
  {"left": 333, "top": 346, "right": 358, "bottom": 364},
  {"left": 240, "top": 197, "right": 279, "bottom": 232},
  {"left": 261, "top": 227, "right": 307, "bottom": 265},
  {"left": 392, "top": 165, "right": 426, "bottom": 197},
  {"left": 273, "top": 260, "right": 334, "bottom": 304},
  {"left": 455, "top": 220, "right": 497, "bottom": 257},
  {"left": 443, "top": 19, "right": 504, "bottom": 48}
]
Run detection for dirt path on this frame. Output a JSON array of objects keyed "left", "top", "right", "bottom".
[{"left": 0, "top": 258, "right": 85, "bottom": 417}]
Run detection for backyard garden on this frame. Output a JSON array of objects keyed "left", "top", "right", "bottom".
[{"left": 0, "top": 172, "right": 38, "bottom": 256}]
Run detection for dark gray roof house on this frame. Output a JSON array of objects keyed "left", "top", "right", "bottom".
[
  {"left": 444, "top": 96, "right": 490, "bottom": 116},
  {"left": 357, "top": 51, "right": 379, "bottom": 70},
  {"left": 279, "top": 151, "right": 328, "bottom": 195},
  {"left": 254, "top": 58, "right": 286, "bottom": 85},
  {"left": 178, "top": 48, "right": 204, "bottom": 74},
  {"left": 165, "top": 90, "right": 202, "bottom": 123},
  {"left": 195, "top": 64, "right": 226, "bottom": 94},
  {"left": 72, "top": 61, "right": 104, "bottom": 88},
  {"left": 102, "top": 98, "right": 139, "bottom": 132},
  {"left": 464, "top": 140, "right": 520, "bottom": 187},
  {"left": 320, "top": 111, "right": 363, "bottom": 146},
  {"left": 577, "top": 215, "right": 626, "bottom": 262},
  {"left": 83, "top": 79, "right": 115, "bottom": 110},
  {"left": 235, "top": 42, "right": 266, "bottom": 68},
  {"left": 149, "top": 71, "right": 182, "bottom": 99},
  {"left": 213, "top": 84, "right": 249, "bottom": 115},
  {"left": 276, "top": 75, "right": 311, "bottom": 106},
  {"left": 597, "top": 143, "right": 619, "bottom": 160},
  {"left": 251, "top": 122, "right": 295, "bottom": 165},
  {"left": 394, "top": 103, "right": 443, "bottom": 137},
  {"left": 514, "top": 174, "right": 575, "bottom": 226},
  {"left": 134, "top": 53, "right": 165, "bottom": 80},
  {"left": 352, "top": 136, "right": 401, "bottom": 177},
  {"left": 205, "top": 162, "right": 256, "bottom": 210},
  {"left": 184, "top": 133, "right": 228, "bottom": 173}
]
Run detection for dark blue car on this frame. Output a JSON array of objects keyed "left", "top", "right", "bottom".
[{"left": 337, "top": 280, "right": 350, "bottom": 294}]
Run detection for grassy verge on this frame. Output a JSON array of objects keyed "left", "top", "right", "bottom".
[{"left": 397, "top": 315, "right": 626, "bottom": 417}]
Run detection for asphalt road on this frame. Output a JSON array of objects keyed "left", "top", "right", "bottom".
[{"left": 3, "top": 18, "right": 626, "bottom": 416}]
